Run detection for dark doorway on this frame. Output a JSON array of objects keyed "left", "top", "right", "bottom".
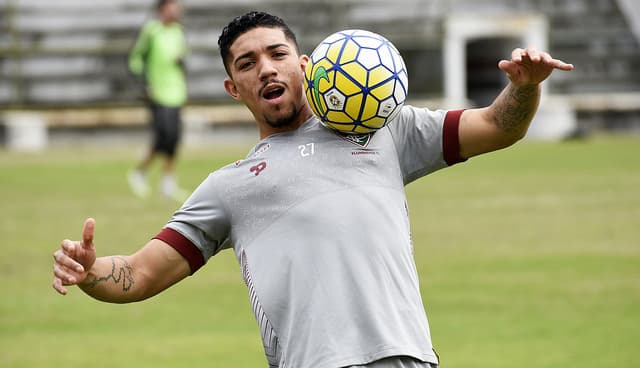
[{"left": 466, "top": 37, "right": 520, "bottom": 107}]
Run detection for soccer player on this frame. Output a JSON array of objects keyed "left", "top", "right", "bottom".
[
  {"left": 52, "top": 11, "right": 573, "bottom": 368},
  {"left": 127, "top": 0, "right": 188, "bottom": 201}
]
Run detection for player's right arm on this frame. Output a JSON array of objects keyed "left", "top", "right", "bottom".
[{"left": 52, "top": 218, "right": 191, "bottom": 303}]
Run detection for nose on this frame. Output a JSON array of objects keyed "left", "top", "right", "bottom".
[{"left": 258, "top": 58, "right": 277, "bottom": 81}]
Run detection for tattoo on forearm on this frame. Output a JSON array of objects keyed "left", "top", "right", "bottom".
[
  {"left": 86, "top": 256, "right": 135, "bottom": 292},
  {"left": 494, "top": 84, "right": 539, "bottom": 133}
]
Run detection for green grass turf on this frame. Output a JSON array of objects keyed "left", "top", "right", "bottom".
[{"left": 1, "top": 135, "right": 638, "bottom": 367}]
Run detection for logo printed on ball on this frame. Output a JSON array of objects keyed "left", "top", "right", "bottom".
[
  {"left": 328, "top": 93, "right": 343, "bottom": 109},
  {"left": 312, "top": 66, "right": 330, "bottom": 115}
]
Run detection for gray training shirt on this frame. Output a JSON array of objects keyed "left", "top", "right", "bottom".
[{"left": 155, "top": 105, "right": 465, "bottom": 368}]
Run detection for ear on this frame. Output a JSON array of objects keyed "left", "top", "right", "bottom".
[
  {"left": 223, "top": 78, "right": 240, "bottom": 100},
  {"left": 299, "top": 54, "right": 310, "bottom": 73}
]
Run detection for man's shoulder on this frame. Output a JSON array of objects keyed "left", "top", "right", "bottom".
[
  {"left": 141, "top": 20, "right": 164, "bottom": 36},
  {"left": 143, "top": 19, "right": 162, "bottom": 29}
]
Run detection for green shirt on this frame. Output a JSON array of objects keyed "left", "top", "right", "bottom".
[{"left": 129, "top": 20, "right": 187, "bottom": 107}]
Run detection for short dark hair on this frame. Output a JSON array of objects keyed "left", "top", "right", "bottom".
[
  {"left": 156, "top": 0, "right": 175, "bottom": 11},
  {"left": 218, "top": 11, "right": 300, "bottom": 76}
]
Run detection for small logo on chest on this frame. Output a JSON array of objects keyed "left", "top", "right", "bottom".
[
  {"left": 250, "top": 161, "right": 267, "bottom": 176},
  {"left": 337, "top": 132, "right": 372, "bottom": 148}
]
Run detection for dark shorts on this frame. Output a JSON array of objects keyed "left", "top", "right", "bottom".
[{"left": 150, "top": 103, "right": 182, "bottom": 157}]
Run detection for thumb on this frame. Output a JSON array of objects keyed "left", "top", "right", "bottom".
[
  {"left": 498, "top": 60, "right": 519, "bottom": 81},
  {"left": 82, "top": 218, "right": 95, "bottom": 249}
]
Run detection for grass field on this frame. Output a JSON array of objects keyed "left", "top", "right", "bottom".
[{"left": 1, "top": 134, "right": 639, "bottom": 367}]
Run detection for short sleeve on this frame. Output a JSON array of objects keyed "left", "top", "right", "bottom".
[
  {"left": 154, "top": 227, "right": 205, "bottom": 274},
  {"left": 387, "top": 105, "right": 466, "bottom": 185},
  {"left": 161, "top": 173, "right": 232, "bottom": 269}
]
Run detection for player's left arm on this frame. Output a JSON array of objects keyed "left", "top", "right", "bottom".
[
  {"left": 457, "top": 47, "right": 573, "bottom": 159},
  {"left": 177, "top": 26, "right": 188, "bottom": 71}
]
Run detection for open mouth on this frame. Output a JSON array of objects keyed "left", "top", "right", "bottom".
[{"left": 262, "top": 85, "right": 285, "bottom": 100}]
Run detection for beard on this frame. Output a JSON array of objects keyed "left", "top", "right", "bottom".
[{"left": 264, "top": 102, "right": 300, "bottom": 128}]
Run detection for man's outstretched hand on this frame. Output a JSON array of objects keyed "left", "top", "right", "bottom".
[
  {"left": 499, "top": 47, "right": 574, "bottom": 86},
  {"left": 52, "top": 218, "right": 97, "bottom": 295}
]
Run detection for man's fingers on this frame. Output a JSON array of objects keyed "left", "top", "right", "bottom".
[
  {"left": 82, "top": 218, "right": 95, "bottom": 249},
  {"left": 53, "top": 247, "right": 85, "bottom": 295},
  {"left": 54, "top": 248, "right": 84, "bottom": 273},
  {"left": 511, "top": 48, "right": 525, "bottom": 63},
  {"left": 525, "top": 47, "right": 541, "bottom": 62},
  {"left": 531, "top": 49, "right": 574, "bottom": 71},
  {"left": 53, "top": 263, "right": 79, "bottom": 284},
  {"left": 551, "top": 58, "right": 574, "bottom": 71},
  {"left": 52, "top": 277, "right": 68, "bottom": 295},
  {"left": 515, "top": 47, "right": 574, "bottom": 70},
  {"left": 540, "top": 51, "right": 553, "bottom": 63},
  {"left": 61, "top": 239, "right": 76, "bottom": 255}
]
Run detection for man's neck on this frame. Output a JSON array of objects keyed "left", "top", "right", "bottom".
[{"left": 258, "top": 111, "right": 314, "bottom": 139}]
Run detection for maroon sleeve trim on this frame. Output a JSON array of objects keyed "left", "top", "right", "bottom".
[
  {"left": 154, "top": 228, "right": 205, "bottom": 275},
  {"left": 443, "top": 109, "right": 467, "bottom": 166}
]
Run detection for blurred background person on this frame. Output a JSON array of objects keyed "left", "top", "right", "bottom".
[{"left": 127, "top": 0, "right": 188, "bottom": 201}]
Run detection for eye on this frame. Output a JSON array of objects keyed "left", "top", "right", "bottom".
[
  {"left": 273, "top": 51, "right": 288, "bottom": 58},
  {"left": 238, "top": 61, "right": 255, "bottom": 70}
]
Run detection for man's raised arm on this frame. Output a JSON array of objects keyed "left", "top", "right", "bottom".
[
  {"left": 457, "top": 47, "right": 574, "bottom": 159},
  {"left": 52, "top": 218, "right": 191, "bottom": 303}
]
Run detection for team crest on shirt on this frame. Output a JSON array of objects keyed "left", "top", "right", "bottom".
[{"left": 336, "top": 132, "right": 372, "bottom": 148}]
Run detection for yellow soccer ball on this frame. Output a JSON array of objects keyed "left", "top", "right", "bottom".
[{"left": 305, "top": 29, "right": 408, "bottom": 134}]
